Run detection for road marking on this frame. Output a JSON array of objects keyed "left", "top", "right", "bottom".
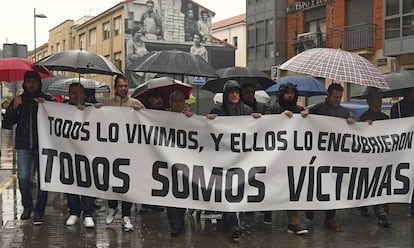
[{"left": 0, "top": 174, "right": 17, "bottom": 193}]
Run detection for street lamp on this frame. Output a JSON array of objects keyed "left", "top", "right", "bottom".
[{"left": 34, "top": 8, "right": 47, "bottom": 61}]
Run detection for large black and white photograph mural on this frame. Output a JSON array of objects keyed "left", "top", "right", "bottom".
[{"left": 124, "top": 0, "right": 214, "bottom": 87}]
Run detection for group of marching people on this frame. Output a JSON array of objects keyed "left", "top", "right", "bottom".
[{"left": 3, "top": 70, "right": 413, "bottom": 242}]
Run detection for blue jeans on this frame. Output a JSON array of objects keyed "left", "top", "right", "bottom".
[
  {"left": 17, "top": 149, "right": 48, "bottom": 216},
  {"left": 67, "top": 194, "right": 95, "bottom": 217}
]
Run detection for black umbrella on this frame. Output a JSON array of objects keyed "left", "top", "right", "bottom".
[
  {"left": 47, "top": 77, "right": 110, "bottom": 96},
  {"left": 35, "top": 50, "right": 123, "bottom": 75},
  {"left": 352, "top": 70, "right": 414, "bottom": 99},
  {"left": 126, "top": 50, "right": 217, "bottom": 78},
  {"left": 202, "top": 66, "right": 275, "bottom": 93}
]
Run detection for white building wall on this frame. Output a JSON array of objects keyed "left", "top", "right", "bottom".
[{"left": 213, "top": 23, "right": 246, "bottom": 67}]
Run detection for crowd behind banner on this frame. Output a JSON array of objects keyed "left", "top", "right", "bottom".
[{"left": 38, "top": 102, "right": 414, "bottom": 211}]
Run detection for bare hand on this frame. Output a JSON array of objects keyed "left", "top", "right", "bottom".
[
  {"left": 300, "top": 110, "right": 309, "bottom": 118},
  {"left": 282, "top": 110, "right": 293, "bottom": 118},
  {"left": 366, "top": 120, "right": 373, "bottom": 125},
  {"left": 132, "top": 103, "right": 144, "bottom": 110},
  {"left": 94, "top": 103, "right": 103, "bottom": 108},
  {"left": 251, "top": 112, "right": 262, "bottom": 119},
  {"left": 346, "top": 117, "right": 355, "bottom": 124},
  {"left": 207, "top": 114, "right": 217, "bottom": 120},
  {"left": 34, "top": 97, "right": 45, "bottom": 103},
  {"left": 77, "top": 104, "right": 85, "bottom": 110},
  {"left": 13, "top": 95, "right": 22, "bottom": 108},
  {"left": 184, "top": 111, "right": 194, "bottom": 117}
]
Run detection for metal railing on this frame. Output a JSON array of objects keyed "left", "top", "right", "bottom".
[
  {"left": 331, "top": 23, "right": 376, "bottom": 51},
  {"left": 292, "top": 32, "right": 326, "bottom": 55}
]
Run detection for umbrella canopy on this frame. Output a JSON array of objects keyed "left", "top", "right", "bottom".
[
  {"left": 213, "top": 90, "right": 270, "bottom": 106},
  {"left": 267, "top": 75, "right": 327, "bottom": 97},
  {"left": 126, "top": 50, "right": 217, "bottom": 78},
  {"left": 35, "top": 50, "right": 122, "bottom": 75},
  {"left": 131, "top": 77, "right": 192, "bottom": 109},
  {"left": 352, "top": 70, "right": 414, "bottom": 99},
  {"left": 47, "top": 77, "right": 110, "bottom": 95},
  {"left": 0, "top": 57, "right": 52, "bottom": 82},
  {"left": 202, "top": 66, "right": 275, "bottom": 93},
  {"left": 279, "top": 48, "right": 389, "bottom": 89}
]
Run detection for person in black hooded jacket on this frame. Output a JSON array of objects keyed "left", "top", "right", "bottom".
[
  {"left": 207, "top": 80, "right": 261, "bottom": 242},
  {"left": 2, "top": 71, "right": 55, "bottom": 225},
  {"left": 241, "top": 83, "right": 271, "bottom": 114}
]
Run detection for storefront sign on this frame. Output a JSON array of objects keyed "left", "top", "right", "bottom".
[{"left": 288, "top": 0, "right": 334, "bottom": 13}]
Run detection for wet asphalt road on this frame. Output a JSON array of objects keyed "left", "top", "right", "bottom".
[{"left": 1, "top": 132, "right": 414, "bottom": 247}]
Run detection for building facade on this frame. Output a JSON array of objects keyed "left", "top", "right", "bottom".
[
  {"left": 28, "top": 0, "right": 235, "bottom": 89},
  {"left": 246, "top": 0, "right": 288, "bottom": 74},
  {"left": 212, "top": 14, "right": 246, "bottom": 67},
  {"left": 286, "top": 0, "right": 396, "bottom": 100},
  {"left": 383, "top": 0, "right": 414, "bottom": 70}
]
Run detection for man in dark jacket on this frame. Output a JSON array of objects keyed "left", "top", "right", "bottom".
[
  {"left": 2, "top": 71, "right": 55, "bottom": 225},
  {"left": 264, "top": 83, "right": 308, "bottom": 235},
  {"left": 207, "top": 80, "right": 261, "bottom": 242},
  {"left": 357, "top": 90, "right": 392, "bottom": 227},
  {"left": 241, "top": 83, "right": 270, "bottom": 114},
  {"left": 301, "top": 83, "right": 354, "bottom": 232}
]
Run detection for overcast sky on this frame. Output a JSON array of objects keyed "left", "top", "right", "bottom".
[{"left": 0, "top": 0, "right": 245, "bottom": 51}]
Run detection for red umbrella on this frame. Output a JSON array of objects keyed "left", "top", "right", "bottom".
[
  {"left": 131, "top": 77, "right": 192, "bottom": 109},
  {"left": 0, "top": 57, "right": 52, "bottom": 82}
]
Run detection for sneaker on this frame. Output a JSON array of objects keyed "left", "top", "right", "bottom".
[
  {"left": 287, "top": 224, "right": 309, "bottom": 235},
  {"left": 20, "top": 209, "right": 32, "bottom": 220},
  {"left": 231, "top": 229, "right": 241, "bottom": 242},
  {"left": 324, "top": 219, "right": 342, "bottom": 232},
  {"left": 106, "top": 208, "right": 118, "bottom": 224},
  {"left": 83, "top": 217, "right": 95, "bottom": 228},
  {"left": 122, "top": 216, "right": 134, "bottom": 232},
  {"left": 33, "top": 214, "right": 44, "bottom": 225},
  {"left": 66, "top": 215, "right": 79, "bottom": 226},
  {"left": 378, "top": 215, "right": 392, "bottom": 228},
  {"left": 263, "top": 212, "right": 272, "bottom": 224}
]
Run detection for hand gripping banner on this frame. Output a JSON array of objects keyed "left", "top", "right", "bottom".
[{"left": 38, "top": 102, "right": 414, "bottom": 211}]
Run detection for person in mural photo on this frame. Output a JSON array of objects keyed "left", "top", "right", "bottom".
[
  {"left": 197, "top": 9, "right": 211, "bottom": 42},
  {"left": 190, "top": 34, "right": 208, "bottom": 62},
  {"left": 140, "top": 0, "right": 162, "bottom": 40},
  {"left": 184, "top": 8, "right": 198, "bottom": 41},
  {"left": 126, "top": 27, "right": 148, "bottom": 86}
]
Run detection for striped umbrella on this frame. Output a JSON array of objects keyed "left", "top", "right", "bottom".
[
  {"left": 279, "top": 48, "right": 389, "bottom": 89},
  {"left": 47, "top": 77, "right": 110, "bottom": 95}
]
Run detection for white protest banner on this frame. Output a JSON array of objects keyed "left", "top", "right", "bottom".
[{"left": 38, "top": 102, "right": 414, "bottom": 211}]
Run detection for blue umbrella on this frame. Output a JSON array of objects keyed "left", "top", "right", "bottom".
[{"left": 266, "top": 75, "right": 327, "bottom": 97}]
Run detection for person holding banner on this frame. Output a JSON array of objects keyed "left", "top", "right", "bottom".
[
  {"left": 2, "top": 71, "right": 55, "bottom": 225},
  {"left": 357, "top": 90, "right": 392, "bottom": 227},
  {"left": 64, "top": 83, "right": 96, "bottom": 228},
  {"left": 263, "top": 82, "right": 309, "bottom": 235},
  {"left": 301, "top": 83, "right": 354, "bottom": 232},
  {"left": 100, "top": 75, "right": 144, "bottom": 231},
  {"left": 207, "top": 80, "right": 261, "bottom": 242},
  {"left": 166, "top": 90, "right": 193, "bottom": 237},
  {"left": 241, "top": 83, "right": 270, "bottom": 114}
]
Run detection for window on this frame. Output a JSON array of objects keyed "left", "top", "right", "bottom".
[
  {"left": 247, "top": 47, "right": 255, "bottom": 61},
  {"left": 265, "top": 19, "right": 273, "bottom": 41},
  {"left": 232, "top": 36, "right": 238, "bottom": 47},
  {"left": 386, "top": 0, "right": 400, "bottom": 16},
  {"left": 247, "top": 23, "right": 255, "bottom": 45},
  {"left": 114, "top": 17, "right": 121, "bottom": 36},
  {"left": 385, "top": 18, "right": 400, "bottom": 39},
  {"left": 79, "top": 33, "right": 86, "bottom": 49},
  {"left": 89, "top": 28, "right": 96, "bottom": 45},
  {"left": 403, "top": 0, "right": 414, "bottom": 14},
  {"left": 265, "top": 43, "right": 274, "bottom": 58},
  {"left": 223, "top": 38, "right": 228, "bottom": 43},
  {"left": 403, "top": 14, "right": 414, "bottom": 36},
  {"left": 257, "top": 44, "right": 265, "bottom": 59},
  {"left": 103, "top": 22, "right": 110, "bottom": 40},
  {"left": 63, "top": 40, "right": 66, "bottom": 50},
  {"left": 56, "top": 42, "right": 61, "bottom": 52},
  {"left": 256, "top": 21, "right": 265, "bottom": 44},
  {"left": 114, "top": 52, "right": 122, "bottom": 69}
]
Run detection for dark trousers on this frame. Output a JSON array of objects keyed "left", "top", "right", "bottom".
[
  {"left": 108, "top": 200, "right": 132, "bottom": 217},
  {"left": 223, "top": 212, "right": 239, "bottom": 230},
  {"left": 67, "top": 194, "right": 95, "bottom": 217},
  {"left": 17, "top": 149, "right": 48, "bottom": 216},
  {"left": 411, "top": 190, "right": 414, "bottom": 213},
  {"left": 306, "top": 210, "right": 336, "bottom": 221},
  {"left": 166, "top": 207, "right": 186, "bottom": 230}
]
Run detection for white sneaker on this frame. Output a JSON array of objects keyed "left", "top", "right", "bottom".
[
  {"left": 106, "top": 208, "right": 118, "bottom": 224},
  {"left": 122, "top": 216, "right": 134, "bottom": 231},
  {"left": 66, "top": 215, "right": 79, "bottom": 226},
  {"left": 83, "top": 217, "right": 95, "bottom": 228}
]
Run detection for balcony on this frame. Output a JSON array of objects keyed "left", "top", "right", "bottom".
[
  {"left": 331, "top": 23, "right": 376, "bottom": 52},
  {"left": 292, "top": 32, "right": 326, "bottom": 55}
]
